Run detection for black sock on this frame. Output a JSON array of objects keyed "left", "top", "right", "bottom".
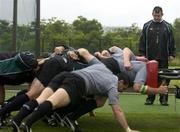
[
  {"left": 3, "top": 89, "right": 28, "bottom": 105},
  {"left": 0, "top": 94, "right": 29, "bottom": 116},
  {"left": 68, "top": 99, "right": 97, "bottom": 120},
  {"left": 13, "top": 99, "right": 38, "bottom": 126},
  {"left": 16, "top": 89, "right": 28, "bottom": 96},
  {"left": 25, "top": 101, "right": 53, "bottom": 127},
  {"left": 4, "top": 96, "right": 16, "bottom": 104},
  {"left": 44, "top": 109, "right": 54, "bottom": 118},
  {"left": 55, "top": 105, "right": 74, "bottom": 118}
]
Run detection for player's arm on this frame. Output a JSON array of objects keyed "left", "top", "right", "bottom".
[
  {"left": 77, "top": 48, "right": 94, "bottom": 63},
  {"left": 133, "top": 83, "right": 168, "bottom": 95},
  {"left": 111, "top": 104, "right": 140, "bottom": 132},
  {"left": 123, "top": 48, "right": 134, "bottom": 70},
  {"left": 94, "top": 51, "right": 110, "bottom": 59}
]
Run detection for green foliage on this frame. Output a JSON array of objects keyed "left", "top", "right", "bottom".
[
  {"left": 71, "top": 16, "right": 103, "bottom": 52},
  {"left": 102, "top": 23, "right": 141, "bottom": 54},
  {"left": 73, "top": 16, "right": 103, "bottom": 34},
  {"left": 173, "top": 18, "right": 180, "bottom": 57},
  {"left": 0, "top": 20, "right": 12, "bottom": 52},
  {"left": 16, "top": 25, "right": 36, "bottom": 52},
  {"left": 41, "top": 17, "right": 71, "bottom": 53},
  {"left": 169, "top": 56, "right": 180, "bottom": 66},
  {"left": 0, "top": 20, "right": 36, "bottom": 52},
  {"left": 0, "top": 17, "right": 179, "bottom": 60}
]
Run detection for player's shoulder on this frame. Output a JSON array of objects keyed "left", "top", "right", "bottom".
[{"left": 143, "top": 20, "right": 153, "bottom": 28}]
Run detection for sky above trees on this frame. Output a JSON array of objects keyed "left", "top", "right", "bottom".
[
  {"left": 0, "top": 0, "right": 179, "bottom": 27},
  {"left": 41, "top": 0, "right": 180, "bottom": 27}
]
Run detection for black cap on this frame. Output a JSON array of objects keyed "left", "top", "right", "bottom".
[{"left": 20, "top": 52, "right": 38, "bottom": 69}]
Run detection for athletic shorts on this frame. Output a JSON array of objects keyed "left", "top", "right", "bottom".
[
  {"left": 36, "top": 57, "right": 71, "bottom": 87},
  {"left": 0, "top": 71, "right": 35, "bottom": 85},
  {"left": 48, "top": 72, "right": 86, "bottom": 107}
]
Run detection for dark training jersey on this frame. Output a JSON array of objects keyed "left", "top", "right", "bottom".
[
  {"left": 0, "top": 52, "right": 37, "bottom": 85},
  {"left": 36, "top": 54, "right": 88, "bottom": 87},
  {"left": 139, "top": 20, "right": 175, "bottom": 61}
]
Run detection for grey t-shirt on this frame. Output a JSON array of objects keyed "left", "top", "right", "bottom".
[
  {"left": 72, "top": 57, "right": 119, "bottom": 105},
  {"left": 109, "top": 47, "right": 124, "bottom": 60},
  {"left": 111, "top": 47, "right": 147, "bottom": 84}
]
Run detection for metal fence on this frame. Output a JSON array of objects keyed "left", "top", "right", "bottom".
[{"left": 0, "top": 0, "right": 40, "bottom": 55}]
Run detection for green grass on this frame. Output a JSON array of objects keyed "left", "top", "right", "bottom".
[
  {"left": 169, "top": 56, "right": 180, "bottom": 66},
  {"left": 170, "top": 80, "right": 180, "bottom": 87},
  {"left": 2, "top": 91, "right": 180, "bottom": 132}
]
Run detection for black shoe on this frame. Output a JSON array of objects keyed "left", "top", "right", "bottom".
[
  {"left": 160, "top": 94, "right": 168, "bottom": 106},
  {"left": 63, "top": 116, "right": 81, "bottom": 132},
  {"left": 53, "top": 112, "right": 65, "bottom": 127},
  {"left": 9, "top": 120, "right": 20, "bottom": 132},
  {"left": 0, "top": 109, "right": 11, "bottom": 128},
  {"left": 160, "top": 102, "right": 169, "bottom": 106},
  {"left": 144, "top": 100, "right": 153, "bottom": 105},
  {"left": 42, "top": 115, "right": 58, "bottom": 127},
  {"left": 0, "top": 116, "right": 7, "bottom": 128},
  {"left": 20, "top": 122, "right": 32, "bottom": 132},
  {"left": 1, "top": 101, "right": 9, "bottom": 108}
]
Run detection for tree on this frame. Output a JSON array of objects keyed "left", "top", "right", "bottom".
[
  {"left": 0, "top": 20, "right": 12, "bottom": 52},
  {"left": 72, "top": 16, "right": 103, "bottom": 52},
  {"left": 173, "top": 18, "right": 180, "bottom": 56},
  {"left": 41, "top": 17, "right": 72, "bottom": 53},
  {"left": 102, "top": 23, "right": 141, "bottom": 54},
  {"left": 16, "top": 24, "right": 36, "bottom": 52}
]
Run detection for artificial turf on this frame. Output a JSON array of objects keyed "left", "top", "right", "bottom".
[{"left": 1, "top": 90, "right": 180, "bottom": 132}]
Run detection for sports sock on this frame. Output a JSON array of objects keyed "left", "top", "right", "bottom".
[
  {"left": 55, "top": 105, "right": 74, "bottom": 118},
  {"left": 13, "top": 99, "right": 38, "bottom": 126},
  {"left": 0, "top": 94, "right": 29, "bottom": 116},
  {"left": 68, "top": 99, "right": 97, "bottom": 120},
  {"left": 25, "top": 101, "right": 53, "bottom": 127},
  {"left": 3, "top": 89, "right": 28, "bottom": 105}
]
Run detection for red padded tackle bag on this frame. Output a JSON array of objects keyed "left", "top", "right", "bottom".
[{"left": 146, "top": 60, "right": 158, "bottom": 88}]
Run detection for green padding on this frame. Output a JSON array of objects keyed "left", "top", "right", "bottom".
[{"left": 0, "top": 53, "right": 30, "bottom": 75}]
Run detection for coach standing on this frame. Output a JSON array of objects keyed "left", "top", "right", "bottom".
[{"left": 139, "top": 6, "right": 176, "bottom": 106}]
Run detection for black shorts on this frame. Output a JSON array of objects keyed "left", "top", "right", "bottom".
[
  {"left": 101, "top": 57, "right": 121, "bottom": 75},
  {"left": 36, "top": 57, "right": 71, "bottom": 87},
  {"left": 0, "top": 71, "right": 35, "bottom": 85},
  {"left": 48, "top": 72, "right": 86, "bottom": 107}
]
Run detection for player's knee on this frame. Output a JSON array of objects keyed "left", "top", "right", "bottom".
[
  {"left": 96, "top": 100, "right": 105, "bottom": 107},
  {"left": 26, "top": 90, "right": 40, "bottom": 100}
]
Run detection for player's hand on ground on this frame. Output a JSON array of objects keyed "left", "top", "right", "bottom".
[
  {"left": 130, "top": 130, "right": 141, "bottom": 132},
  {"left": 126, "top": 127, "right": 141, "bottom": 132}
]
